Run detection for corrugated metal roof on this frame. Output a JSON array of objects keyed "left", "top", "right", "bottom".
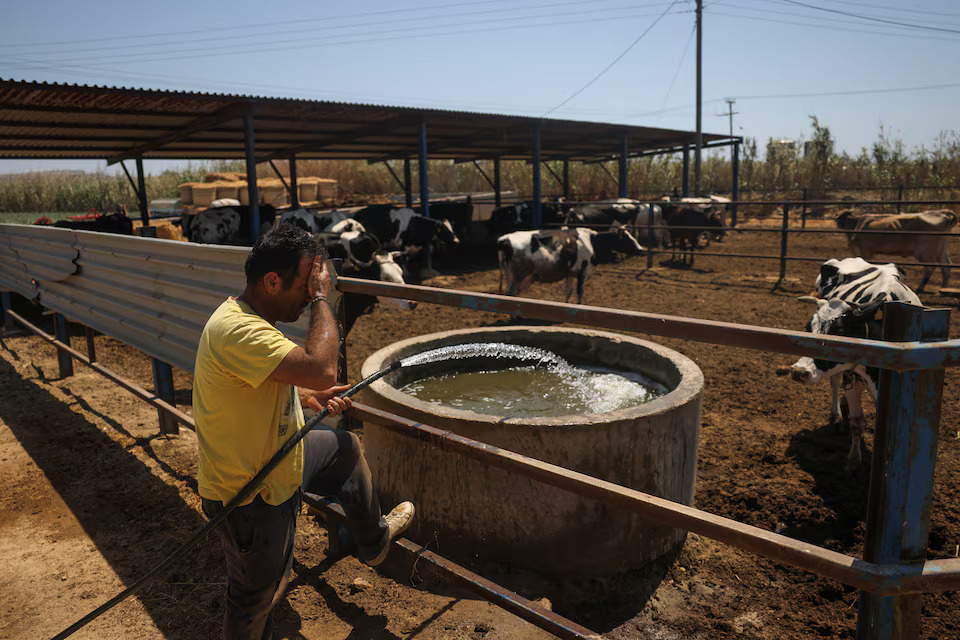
[{"left": 0, "top": 78, "right": 732, "bottom": 163}]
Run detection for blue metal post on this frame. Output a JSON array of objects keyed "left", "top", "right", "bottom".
[
  {"left": 289, "top": 155, "right": 299, "bottom": 209},
  {"left": 532, "top": 121, "right": 542, "bottom": 229},
  {"left": 619, "top": 134, "right": 629, "bottom": 198},
  {"left": 418, "top": 122, "right": 430, "bottom": 218},
  {"left": 494, "top": 157, "right": 502, "bottom": 209},
  {"left": 151, "top": 359, "right": 178, "bottom": 435},
  {"left": 135, "top": 158, "right": 150, "bottom": 227},
  {"left": 54, "top": 313, "right": 73, "bottom": 377},
  {"left": 418, "top": 122, "right": 432, "bottom": 273},
  {"left": 857, "top": 302, "right": 950, "bottom": 640},
  {"left": 731, "top": 141, "right": 740, "bottom": 227},
  {"left": 243, "top": 111, "right": 261, "bottom": 242},
  {"left": 682, "top": 145, "right": 690, "bottom": 197},
  {"left": 404, "top": 157, "right": 413, "bottom": 208}
]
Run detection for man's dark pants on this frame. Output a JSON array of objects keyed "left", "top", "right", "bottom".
[{"left": 201, "top": 426, "right": 389, "bottom": 640}]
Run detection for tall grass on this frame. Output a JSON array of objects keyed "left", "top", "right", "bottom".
[{"left": 1, "top": 123, "right": 958, "bottom": 215}]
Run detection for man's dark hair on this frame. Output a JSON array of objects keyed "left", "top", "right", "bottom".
[{"left": 245, "top": 222, "right": 327, "bottom": 287}]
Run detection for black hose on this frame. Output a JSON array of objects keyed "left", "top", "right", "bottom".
[{"left": 51, "top": 360, "right": 402, "bottom": 640}]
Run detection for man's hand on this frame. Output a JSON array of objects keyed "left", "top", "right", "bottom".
[
  {"left": 299, "top": 384, "right": 353, "bottom": 415},
  {"left": 308, "top": 257, "right": 331, "bottom": 300}
]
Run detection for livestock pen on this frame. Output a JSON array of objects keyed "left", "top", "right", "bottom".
[{"left": 2, "top": 223, "right": 960, "bottom": 639}]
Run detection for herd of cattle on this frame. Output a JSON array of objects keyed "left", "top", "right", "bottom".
[{"left": 30, "top": 198, "right": 960, "bottom": 471}]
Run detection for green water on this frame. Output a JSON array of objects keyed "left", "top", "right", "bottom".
[{"left": 399, "top": 365, "right": 666, "bottom": 418}]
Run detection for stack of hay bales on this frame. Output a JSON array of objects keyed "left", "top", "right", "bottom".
[{"left": 177, "top": 174, "right": 337, "bottom": 208}]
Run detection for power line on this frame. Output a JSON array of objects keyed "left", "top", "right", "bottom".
[
  {"left": 2, "top": 7, "right": 686, "bottom": 69},
  {"left": 542, "top": 0, "right": 685, "bottom": 116},
  {"left": 709, "top": 9, "right": 960, "bottom": 43},
  {"left": 1, "top": 0, "right": 672, "bottom": 58},
  {"left": 721, "top": 0, "right": 960, "bottom": 29},
  {"left": 779, "top": 0, "right": 960, "bottom": 34}
]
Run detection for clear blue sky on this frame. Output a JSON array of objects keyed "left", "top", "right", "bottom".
[{"left": 1, "top": 0, "right": 958, "bottom": 174}]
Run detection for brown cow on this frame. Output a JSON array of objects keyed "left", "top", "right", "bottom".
[{"left": 834, "top": 209, "right": 957, "bottom": 291}]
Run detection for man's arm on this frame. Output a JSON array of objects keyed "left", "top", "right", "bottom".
[{"left": 269, "top": 257, "right": 340, "bottom": 390}]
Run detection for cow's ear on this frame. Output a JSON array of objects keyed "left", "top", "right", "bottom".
[
  {"left": 819, "top": 263, "right": 839, "bottom": 282},
  {"left": 855, "top": 293, "right": 887, "bottom": 319}
]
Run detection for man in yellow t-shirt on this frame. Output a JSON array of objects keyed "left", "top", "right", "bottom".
[{"left": 194, "top": 223, "right": 414, "bottom": 640}]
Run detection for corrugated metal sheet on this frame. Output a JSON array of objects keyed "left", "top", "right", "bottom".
[
  {"left": 0, "top": 224, "right": 313, "bottom": 372},
  {"left": 0, "top": 78, "right": 733, "bottom": 162}
]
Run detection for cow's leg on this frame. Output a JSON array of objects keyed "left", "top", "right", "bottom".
[
  {"left": 918, "top": 265, "right": 934, "bottom": 293},
  {"left": 942, "top": 252, "right": 952, "bottom": 288},
  {"left": 843, "top": 381, "right": 867, "bottom": 474},
  {"left": 829, "top": 375, "right": 844, "bottom": 431}
]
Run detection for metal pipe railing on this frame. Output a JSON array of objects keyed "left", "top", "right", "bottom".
[{"left": 336, "top": 277, "right": 960, "bottom": 372}]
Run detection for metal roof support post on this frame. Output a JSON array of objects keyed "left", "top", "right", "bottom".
[
  {"left": 135, "top": 158, "right": 149, "bottom": 227},
  {"left": 858, "top": 303, "right": 949, "bottom": 640},
  {"left": 682, "top": 146, "right": 690, "bottom": 197},
  {"left": 404, "top": 158, "right": 413, "bottom": 208},
  {"left": 418, "top": 121, "right": 432, "bottom": 272},
  {"left": 418, "top": 122, "right": 430, "bottom": 218},
  {"left": 731, "top": 141, "right": 740, "bottom": 227},
  {"left": 151, "top": 359, "right": 178, "bottom": 435},
  {"left": 494, "top": 157, "right": 502, "bottom": 209},
  {"left": 563, "top": 159, "right": 570, "bottom": 202},
  {"left": 289, "top": 155, "right": 299, "bottom": 209},
  {"left": 243, "top": 110, "right": 261, "bottom": 242},
  {"left": 532, "top": 121, "right": 542, "bottom": 229},
  {"left": 54, "top": 313, "right": 74, "bottom": 378},
  {"left": 619, "top": 134, "right": 629, "bottom": 198}
]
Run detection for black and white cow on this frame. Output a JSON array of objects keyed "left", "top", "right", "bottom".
[
  {"left": 352, "top": 206, "right": 459, "bottom": 254},
  {"left": 662, "top": 206, "right": 725, "bottom": 265},
  {"left": 311, "top": 229, "right": 417, "bottom": 334},
  {"left": 487, "top": 201, "right": 567, "bottom": 237},
  {"left": 352, "top": 206, "right": 460, "bottom": 282},
  {"left": 182, "top": 205, "right": 277, "bottom": 245},
  {"left": 497, "top": 227, "right": 645, "bottom": 305},
  {"left": 780, "top": 257, "right": 922, "bottom": 473},
  {"left": 564, "top": 199, "right": 668, "bottom": 248},
  {"left": 279, "top": 208, "right": 366, "bottom": 235}
]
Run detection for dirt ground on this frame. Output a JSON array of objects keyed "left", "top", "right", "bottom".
[{"left": 3, "top": 218, "right": 960, "bottom": 640}]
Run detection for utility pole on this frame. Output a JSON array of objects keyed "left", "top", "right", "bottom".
[
  {"left": 724, "top": 98, "right": 738, "bottom": 140},
  {"left": 694, "top": 0, "right": 703, "bottom": 196}
]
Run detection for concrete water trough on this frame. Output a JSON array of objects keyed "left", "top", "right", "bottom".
[{"left": 360, "top": 326, "right": 703, "bottom": 577}]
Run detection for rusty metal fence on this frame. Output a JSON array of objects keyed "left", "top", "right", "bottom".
[{"left": 2, "top": 224, "right": 960, "bottom": 639}]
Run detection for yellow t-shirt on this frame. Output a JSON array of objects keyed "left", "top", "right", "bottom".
[{"left": 193, "top": 297, "right": 304, "bottom": 506}]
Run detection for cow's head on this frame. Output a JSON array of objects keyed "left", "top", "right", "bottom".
[
  {"left": 190, "top": 208, "right": 241, "bottom": 244},
  {"left": 788, "top": 293, "right": 886, "bottom": 385},
  {"left": 835, "top": 210, "right": 860, "bottom": 230},
  {"left": 373, "top": 251, "right": 417, "bottom": 311},
  {"left": 433, "top": 218, "right": 460, "bottom": 251}
]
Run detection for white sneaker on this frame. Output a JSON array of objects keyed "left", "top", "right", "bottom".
[{"left": 365, "top": 501, "right": 415, "bottom": 567}]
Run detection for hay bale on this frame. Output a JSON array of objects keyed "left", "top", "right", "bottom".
[
  {"left": 298, "top": 180, "right": 318, "bottom": 203},
  {"left": 191, "top": 183, "right": 218, "bottom": 207},
  {"left": 259, "top": 180, "right": 288, "bottom": 207},
  {"left": 315, "top": 178, "right": 337, "bottom": 202},
  {"left": 214, "top": 182, "right": 239, "bottom": 200},
  {"left": 178, "top": 182, "right": 195, "bottom": 205}
]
